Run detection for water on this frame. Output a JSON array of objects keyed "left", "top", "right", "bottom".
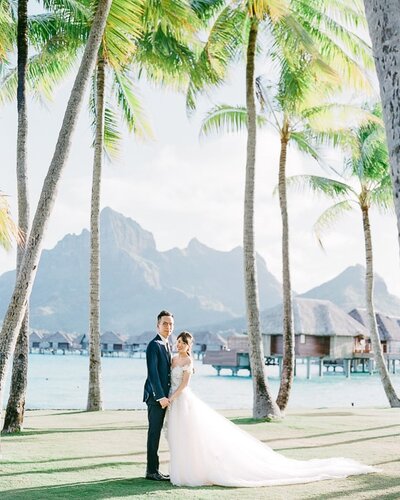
[{"left": 3, "top": 354, "right": 400, "bottom": 410}]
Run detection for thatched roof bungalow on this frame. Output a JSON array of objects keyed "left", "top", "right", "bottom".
[
  {"left": 349, "top": 308, "right": 400, "bottom": 355},
  {"left": 261, "top": 298, "right": 369, "bottom": 358},
  {"left": 192, "top": 331, "right": 227, "bottom": 352},
  {"left": 29, "top": 331, "right": 44, "bottom": 349},
  {"left": 128, "top": 331, "right": 177, "bottom": 351},
  {"left": 101, "top": 331, "right": 127, "bottom": 353},
  {"left": 227, "top": 332, "right": 249, "bottom": 350},
  {"left": 43, "top": 331, "right": 77, "bottom": 351}
]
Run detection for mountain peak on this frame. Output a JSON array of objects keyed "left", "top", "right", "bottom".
[
  {"left": 186, "top": 238, "right": 210, "bottom": 253},
  {"left": 300, "top": 264, "right": 398, "bottom": 315},
  {"left": 100, "top": 207, "right": 156, "bottom": 255}
]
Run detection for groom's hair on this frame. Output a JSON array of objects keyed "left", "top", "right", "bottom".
[{"left": 157, "top": 310, "right": 174, "bottom": 324}]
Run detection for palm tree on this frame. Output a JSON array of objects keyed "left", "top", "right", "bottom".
[
  {"left": 196, "top": 0, "right": 372, "bottom": 418},
  {"left": 85, "top": 0, "right": 198, "bottom": 411},
  {"left": 244, "top": 7, "right": 284, "bottom": 419},
  {"left": 362, "top": 1, "right": 400, "bottom": 255},
  {"left": 288, "top": 105, "right": 400, "bottom": 407},
  {"left": 2, "top": 0, "right": 30, "bottom": 434},
  {"left": 0, "top": 0, "right": 99, "bottom": 431},
  {"left": 0, "top": 0, "right": 114, "bottom": 412}
]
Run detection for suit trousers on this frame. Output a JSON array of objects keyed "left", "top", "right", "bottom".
[{"left": 146, "top": 400, "right": 167, "bottom": 474}]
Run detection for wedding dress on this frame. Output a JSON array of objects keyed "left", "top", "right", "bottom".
[{"left": 166, "top": 362, "right": 376, "bottom": 487}]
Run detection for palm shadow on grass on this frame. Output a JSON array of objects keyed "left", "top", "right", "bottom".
[
  {"left": 1, "top": 477, "right": 230, "bottom": 499},
  {"left": 1, "top": 426, "right": 146, "bottom": 438},
  {"left": 1, "top": 452, "right": 146, "bottom": 466},
  {"left": 229, "top": 417, "right": 273, "bottom": 425},
  {"left": 267, "top": 424, "right": 400, "bottom": 443},
  {"left": 273, "top": 432, "right": 400, "bottom": 451},
  {"left": 0, "top": 461, "right": 143, "bottom": 478},
  {"left": 304, "top": 473, "right": 400, "bottom": 500}
]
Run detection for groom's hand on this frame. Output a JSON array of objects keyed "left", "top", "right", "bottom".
[{"left": 159, "top": 397, "right": 170, "bottom": 409}]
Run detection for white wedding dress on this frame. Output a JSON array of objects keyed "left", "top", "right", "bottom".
[{"left": 166, "top": 362, "right": 376, "bottom": 487}]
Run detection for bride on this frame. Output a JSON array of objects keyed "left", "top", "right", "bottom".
[{"left": 166, "top": 331, "right": 376, "bottom": 487}]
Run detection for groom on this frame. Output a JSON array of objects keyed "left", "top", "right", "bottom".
[{"left": 143, "top": 310, "right": 173, "bottom": 481}]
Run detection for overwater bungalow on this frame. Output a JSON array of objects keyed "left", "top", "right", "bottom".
[
  {"left": 204, "top": 298, "right": 372, "bottom": 377},
  {"left": 349, "top": 308, "right": 400, "bottom": 372},
  {"left": 192, "top": 331, "right": 227, "bottom": 355},
  {"left": 227, "top": 332, "right": 249, "bottom": 350},
  {"left": 127, "top": 330, "right": 178, "bottom": 355},
  {"left": 29, "top": 331, "right": 44, "bottom": 351},
  {"left": 42, "top": 331, "right": 77, "bottom": 352},
  {"left": 261, "top": 298, "right": 369, "bottom": 360},
  {"left": 100, "top": 331, "right": 127, "bottom": 355}
]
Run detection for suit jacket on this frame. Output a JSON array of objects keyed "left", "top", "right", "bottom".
[{"left": 143, "top": 335, "right": 171, "bottom": 404}]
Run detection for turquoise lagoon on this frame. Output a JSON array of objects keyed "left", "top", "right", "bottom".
[{"left": 3, "top": 354, "right": 400, "bottom": 410}]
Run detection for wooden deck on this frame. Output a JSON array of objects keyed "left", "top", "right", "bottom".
[{"left": 203, "top": 349, "right": 400, "bottom": 378}]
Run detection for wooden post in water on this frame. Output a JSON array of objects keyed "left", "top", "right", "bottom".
[
  {"left": 319, "top": 358, "right": 323, "bottom": 377},
  {"left": 306, "top": 358, "right": 311, "bottom": 380},
  {"left": 345, "top": 359, "right": 351, "bottom": 378}
]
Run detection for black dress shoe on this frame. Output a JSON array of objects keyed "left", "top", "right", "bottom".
[{"left": 145, "top": 472, "right": 169, "bottom": 481}]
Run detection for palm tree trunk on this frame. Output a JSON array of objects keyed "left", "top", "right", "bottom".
[
  {"left": 362, "top": 206, "right": 400, "bottom": 407},
  {"left": 87, "top": 55, "right": 105, "bottom": 411},
  {"left": 244, "top": 18, "right": 280, "bottom": 419},
  {"left": 276, "top": 124, "right": 294, "bottom": 412},
  {"left": 2, "top": 0, "right": 30, "bottom": 434},
  {"left": 0, "top": 0, "right": 113, "bottom": 412},
  {"left": 362, "top": 1, "right": 400, "bottom": 255}
]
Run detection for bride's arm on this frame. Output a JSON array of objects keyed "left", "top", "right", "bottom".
[{"left": 169, "top": 368, "right": 191, "bottom": 402}]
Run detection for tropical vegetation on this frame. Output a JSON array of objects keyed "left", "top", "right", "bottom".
[{"left": 287, "top": 104, "right": 400, "bottom": 407}]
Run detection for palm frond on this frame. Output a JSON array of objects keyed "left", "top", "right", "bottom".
[
  {"left": 0, "top": 44, "right": 79, "bottom": 103},
  {"left": 200, "top": 104, "right": 267, "bottom": 137},
  {"left": 369, "top": 174, "right": 394, "bottom": 213},
  {"left": 289, "top": 131, "right": 321, "bottom": 161},
  {"left": 286, "top": 174, "right": 355, "bottom": 199},
  {"left": 0, "top": 192, "right": 21, "bottom": 250},
  {"left": 104, "top": 105, "right": 122, "bottom": 161},
  {"left": 113, "top": 70, "right": 152, "bottom": 139},
  {"left": 249, "top": 0, "right": 289, "bottom": 21},
  {"left": 303, "top": 104, "right": 381, "bottom": 133},
  {"left": 314, "top": 200, "right": 355, "bottom": 248},
  {"left": 134, "top": 28, "right": 196, "bottom": 90},
  {"left": 186, "top": 5, "right": 247, "bottom": 110}
]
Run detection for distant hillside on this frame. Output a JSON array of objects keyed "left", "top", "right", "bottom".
[
  {"left": 299, "top": 264, "right": 400, "bottom": 316},
  {"left": 0, "top": 207, "right": 282, "bottom": 334},
  {"left": 197, "top": 265, "right": 400, "bottom": 334}
]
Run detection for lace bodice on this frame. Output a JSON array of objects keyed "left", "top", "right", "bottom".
[{"left": 170, "top": 363, "right": 193, "bottom": 391}]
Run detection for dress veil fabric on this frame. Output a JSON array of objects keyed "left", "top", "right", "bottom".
[{"left": 166, "top": 363, "right": 376, "bottom": 487}]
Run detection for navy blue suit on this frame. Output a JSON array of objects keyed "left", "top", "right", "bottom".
[{"left": 143, "top": 335, "right": 171, "bottom": 474}]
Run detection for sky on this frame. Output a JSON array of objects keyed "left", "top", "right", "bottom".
[{"left": 1, "top": 53, "right": 400, "bottom": 299}]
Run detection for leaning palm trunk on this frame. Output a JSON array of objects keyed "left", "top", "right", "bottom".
[
  {"left": 0, "top": 0, "right": 113, "bottom": 411},
  {"left": 244, "top": 18, "right": 280, "bottom": 419},
  {"left": 276, "top": 125, "right": 294, "bottom": 412},
  {"left": 362, "top": 0, "right": 400, "bottom": 251},
  {"left": 362, "top": 206, "right": 400, "bottom": 407},
  {"left": 87, "top": 55, "right": 105, "bottom": 411},
  {"left": 2, "top": 0, "right": 30, "bottom": 434}
]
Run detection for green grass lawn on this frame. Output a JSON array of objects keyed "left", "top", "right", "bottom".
[{"left": 1, "top": 408, "right": 399, "bottom": 499}]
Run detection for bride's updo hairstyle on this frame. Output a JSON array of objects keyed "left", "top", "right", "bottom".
[{"left": 177, "top": 331, "right": 194, "bottom": 358}]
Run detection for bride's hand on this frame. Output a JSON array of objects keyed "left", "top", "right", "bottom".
[{"left": 159, "top": 397, "right": 170, "bottom": 408}]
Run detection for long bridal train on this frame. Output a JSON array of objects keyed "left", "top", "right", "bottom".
[{"left": 166, "top": 364, "right": 376, "bottom": 487}]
